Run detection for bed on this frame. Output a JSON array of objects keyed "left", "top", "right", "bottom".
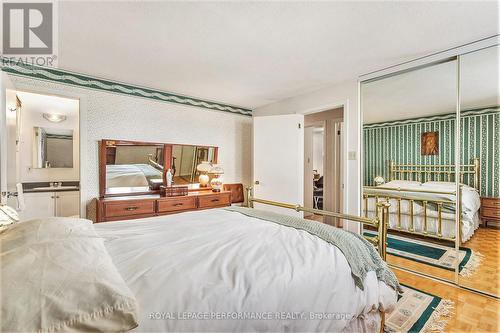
[
  {"left": 363, "top": 159, "right": 481, "bottom": 243},
  {"left": 1, "top": 191, "right": 399, "bottom": 333},
  {"left": 106, "top": 163, "right": 163, "bottom": 187}
]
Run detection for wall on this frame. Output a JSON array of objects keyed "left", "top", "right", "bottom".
[
  {"left": 254, "top": 80, "right": 359, "bottom": 231},
  {"left": 363, "top": 108, "right": 500, "bottom": 197},
  {"left": 7, "top": 74, "right": 252, "bottom": 218}
]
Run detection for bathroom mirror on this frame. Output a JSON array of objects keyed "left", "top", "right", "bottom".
[{"left": 32, "top": 127, "right": 74, "bottom": 168}]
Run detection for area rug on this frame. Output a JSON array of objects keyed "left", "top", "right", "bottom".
[
  {"left": 364, "top": 231, "right": 482, "bottom": 276},
  {"left": 385, "top": 284, "right": 454, "bottom": 333}
]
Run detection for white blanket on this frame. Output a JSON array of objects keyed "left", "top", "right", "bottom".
[{"left": 95, "top": 209, "right": 397, "bottom": 332}]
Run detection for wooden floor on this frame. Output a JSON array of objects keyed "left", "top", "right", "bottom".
[
  {"left": 459, "top": 227, "right": 499, "bottom": 295},
  {"left": 395, "top": 268, "right": 500, "bottom": 332},
  {"left": 386, "top": 227, "right": 499, "bottom": 296}
]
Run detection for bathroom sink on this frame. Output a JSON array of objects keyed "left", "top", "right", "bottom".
[{"left": 31, "top": 186, "right": 79, "bottom": 191}]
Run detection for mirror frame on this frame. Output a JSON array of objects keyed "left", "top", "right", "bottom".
[{"left": 98, "top": 139, "right": 218, "bottom": 198}]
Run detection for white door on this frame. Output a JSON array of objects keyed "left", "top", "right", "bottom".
[
  {"left": 20, "top": 192, "right": 55, "bottom": 220},
  {"left": 56, "top": 191, "right": 80, "bottom": 217},
  {"left": 253, "top": 114, "right": 304, "bottom": 216}
]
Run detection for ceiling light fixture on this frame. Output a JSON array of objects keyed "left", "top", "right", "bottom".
[{"left": 43, "top": 113, "right": 67, "bottom": 123}]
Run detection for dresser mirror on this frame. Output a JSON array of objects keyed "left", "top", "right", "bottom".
[
  {"left": 171, "top": 145, "right": 217, "bottom": 184},
  {"left": 33, "top": 126, "right": 74, "bottom": 168},
  {"left": 99, "top": 139, "right": 218, "bottom": 197}
]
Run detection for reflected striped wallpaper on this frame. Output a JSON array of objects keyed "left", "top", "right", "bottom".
[{"left": 363, "top": 107, "right": 499, "bottom": 197}]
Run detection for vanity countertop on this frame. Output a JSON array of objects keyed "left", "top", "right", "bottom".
[{"left": 22, "top": 181, "right": 80, "bottom": 193}]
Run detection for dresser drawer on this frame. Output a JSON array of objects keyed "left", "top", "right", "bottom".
[
  {"left": 157, "top": 196, "right": 197, "bottom": 213},
  {"left": 481, "top": 207, "right": 500, "bottom": 219},
  {"left": 198, "top": 193, "right": 231, "bottom": 209},
  {"left": 104, "top": 200, "right": 156, "bottom": 218},
  {"left": 482, "top": 198, "right": 500, "bottom": 208}
]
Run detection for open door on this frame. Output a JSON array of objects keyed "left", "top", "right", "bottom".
[{"left": 253, "top": 114, "right": 304, "bottom": 216}]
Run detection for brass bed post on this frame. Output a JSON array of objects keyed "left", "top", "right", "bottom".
[
  {"left": 473, "top": 158, "right": 480, "bottom": 192},
  {"left": 376, "top": 202, "right": 390, "bottom": 260},
  {"left": 246, "top": 186, "right": 254, "bottom": 208}
]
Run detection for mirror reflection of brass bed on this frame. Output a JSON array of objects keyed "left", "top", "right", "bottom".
[
  {"left": 363, "top": 159, "right": 480, "bottom": 242},
  {"left": 387, "top": 158, "right": 480, "bottom": 189}
]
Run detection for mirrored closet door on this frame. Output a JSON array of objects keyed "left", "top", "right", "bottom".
[
  {"left": 458, "top": 45, "right": 499, "bottom": 297},
  {"left": 361, "top": 59, "right": 460, "bottom": 282}
]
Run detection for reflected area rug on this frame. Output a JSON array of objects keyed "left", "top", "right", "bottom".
[
  {"left": 385, "top": 284, "right": 454, "bottom": 333},
  {"left": 364, "top": 231, "right": 482, "bottom": 276}
]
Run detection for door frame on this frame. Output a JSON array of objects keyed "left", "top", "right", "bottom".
[
  {"left": 299, "top": 104, "right": 345, "bottom": 223},
  {"left": 2, "top": 77, "right": 88, "bottom": 217}
]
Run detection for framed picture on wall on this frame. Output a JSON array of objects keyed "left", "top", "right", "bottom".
[{"left": 421, "top": 131, "right": 439, "bottom": 155}]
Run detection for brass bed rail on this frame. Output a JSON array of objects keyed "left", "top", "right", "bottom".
[
  {"left": 389, "top": 158, "right": 480, "bottom": 191},
  {"left": 245, "top": 187, "right": 390, "bottom": 260},
  {"left": 363, "top": 186, "right": 462, "bottom": 242}
]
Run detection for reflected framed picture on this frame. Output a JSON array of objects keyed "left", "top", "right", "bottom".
[{"left": 421, "top": 131, "right": 439, "bottom": 155}]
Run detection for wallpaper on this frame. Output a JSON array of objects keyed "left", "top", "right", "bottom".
[
  {"left": 363, "top": 108, "right": 499, "bottom": 197},
  {"left": 7, "top": 74, "right": 253, "bottom": 219}
]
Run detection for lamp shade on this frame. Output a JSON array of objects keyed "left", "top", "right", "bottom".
[
  {"left": 196, "top": 161, "right": 212, "bottom": 173},
  {"left": 374, "top": 176, "right": 385, "bottom": 185},
  {"left": 209, "top": 164, "right": 224, "bottom": 175}
]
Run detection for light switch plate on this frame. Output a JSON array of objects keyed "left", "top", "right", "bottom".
[{"left": 348, "top": 151, "right": 357, "bottom": 160}]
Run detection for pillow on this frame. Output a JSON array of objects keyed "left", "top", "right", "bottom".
[
  {"left": 422, "top": 181, "right": 475, "bottom": 191},
  {"left": 382, "top": 180, "right": 422, "bottom": 188},
  {"left": 1, "top": 217, "right": 138, "bottom": 332}
]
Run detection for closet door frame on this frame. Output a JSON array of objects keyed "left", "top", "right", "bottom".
[{"left": 358, "top": 35, "right": 499, "bottom": 293}]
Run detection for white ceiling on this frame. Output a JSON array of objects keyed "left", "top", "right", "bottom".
[
  {"left": 362, "top": 45, "right": 499, "bottom": 124},
  {"left": 56, "top": 1, "right": 499, "bottom": 109}
]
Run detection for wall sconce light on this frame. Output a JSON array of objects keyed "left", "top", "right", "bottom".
[
  {"left": 8, "top": 95, "right": 21, "bottom": 112},
  {"left": 43, "top": 113, "right": 67, "bottom": 123}
]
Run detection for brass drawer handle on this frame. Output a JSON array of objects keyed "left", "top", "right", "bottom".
[
  {"left": 173, "top": 203, "right": 183, "bottom": 207},
  {"left": 211, "top": 199, "right": 220, "bottom": 202},
  {"left": 125, "top": 206, "right": 139, "bottom": 211}
]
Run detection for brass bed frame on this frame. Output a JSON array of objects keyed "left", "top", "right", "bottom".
[
  {"left": 245, "top": 187, "right": 390, "bottom": 260},
  {"left": 363, "top": 158, "right": 480, "bottom": 242},
  {"left": 245, "top": 187, "right": 391, "bottom": 331}
]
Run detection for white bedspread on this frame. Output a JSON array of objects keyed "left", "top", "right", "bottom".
[
  {"left": 364, "top": 181, "right": 481, "bottom": 242},
  {"left": 106, "top": 164, "right": 162, "bottom": 187},
  {"left": 95, "top": 209, "right": 397, "bottom": 332}
]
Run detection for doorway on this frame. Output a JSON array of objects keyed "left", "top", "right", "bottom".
[
  {"left": 303, "top": 108, "right": 344, "bottom": 226},
  {"left": 2, "top": 89, "right": 81, "bottom": 220}
]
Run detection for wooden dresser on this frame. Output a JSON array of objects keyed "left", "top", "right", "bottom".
[
  {"left": 96, "top": 190, "right": 231, "bottom": 223},
  {"left": 480, "top": 197, "right": 500, "bottom": 226}
]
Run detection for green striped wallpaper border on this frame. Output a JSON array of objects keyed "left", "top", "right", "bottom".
[
  {"left": 363, "top": 108, "right": 500, "bottom": 197},
  {"left": 0, "top": 59, "right": 253, "bottom": 116}
]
